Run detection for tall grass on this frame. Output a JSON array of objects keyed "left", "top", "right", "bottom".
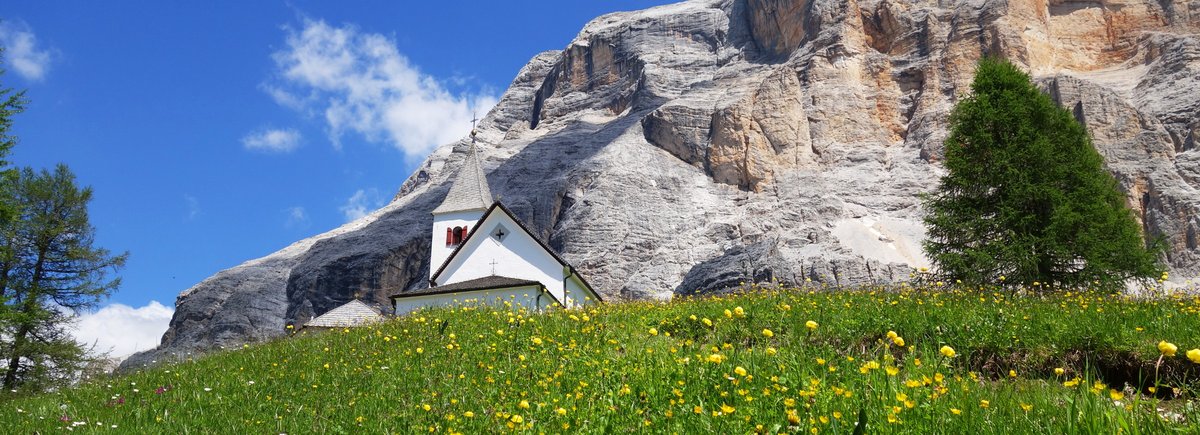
[{"left": 3, "top": 284, "right": 1199, "bottom": 433}]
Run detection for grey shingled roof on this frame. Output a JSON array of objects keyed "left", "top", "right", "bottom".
[
  {"left": 303, "top": 300, "right": 385, "bottom": 328},
  {"left": 390, "top": 276, "right": 541, "bottom": 299},
  {"left": 432, "top": 141, "right": 493, "bottom": 214}
]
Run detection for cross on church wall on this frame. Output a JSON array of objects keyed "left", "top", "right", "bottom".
[{"left": 490, "top": 258, "right": 498, "bottom": 275}]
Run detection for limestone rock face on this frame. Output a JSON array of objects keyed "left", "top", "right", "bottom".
[{"left": 122, "top": 0, "right": 1200, "bottom": 370}]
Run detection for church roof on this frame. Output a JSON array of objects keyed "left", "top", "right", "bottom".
[
  {"left": 303, "top": 300, "right": 385, "bottom": 328},
  {"left": 389, "top": 275, "right": 542, "bottom": 299},
  {"left": 432, "top": 140, "right": 493, "bottom": 214},
  {"left": 428, "top": 201, "right": 603, "bottom": 302}
]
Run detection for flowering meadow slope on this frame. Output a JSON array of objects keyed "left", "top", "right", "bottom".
[{"left": 7, "top": 285, "right": 1200, "bottom": 433}]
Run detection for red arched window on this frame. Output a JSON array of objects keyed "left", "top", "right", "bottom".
[{"left": 445, "top": 228, "right": 453, "bottom": 246}]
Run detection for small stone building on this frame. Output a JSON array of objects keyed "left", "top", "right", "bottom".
[{"left": 301, "top": 299, "right": 385, "bottom": 330}]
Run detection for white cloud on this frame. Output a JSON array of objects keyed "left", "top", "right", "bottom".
[
  {"left": 340, "top": 188, "right": 383, "bottom": 222},
  {"left": 285, "top": 206, "right": 309, "bottom": 228},
  {"left": 0, "top": 20, "right": 55, "bottom": 81},
  {"left": 266, "top": 19, "right": 498, "bottom": 156},
  {"left": 70, "top": 301, "right": 174, "bottom": 359},
  {"left": 184, "top": 194, "right": 200, "bottom": 220},
  {"left": 242, "top": 127, "right": 303, "bottom": 153}
]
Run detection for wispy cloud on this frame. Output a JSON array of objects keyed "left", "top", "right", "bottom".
[
  {"left": 339, "top": 188, "right": 383, "bottom": 222},
  {"left": 242, "top": 127, "right": 302, "bottom": 153},
  {"left": 70, "top": 301, "right": 174, "bottom": 359},
  {"left": 184, "top": 195, "right": 200, "bottom": 220},
  {"left": 265, "top": 19, "right": 498, "bottom": 156},
  {"left": 0, "top": 20, "right": 55, "bottom": 81},
  {"left": 284, "top": 206, "right": 309, "bottom": 228}
]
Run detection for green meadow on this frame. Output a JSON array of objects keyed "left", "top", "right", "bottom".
[{"left": 4, "top": 284, "right": 1200, "bottom": 433}]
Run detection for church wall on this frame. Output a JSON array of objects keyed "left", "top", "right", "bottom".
[
  {"left": 437, "top": 212, "right": 568, "bottom": 303},
  {"left": 431, "top": 209, "right": 486, "bottom": 272},
  {"left": 392, "top": 285, "right": 549, "bottom": 317},
  {"left": 564, "top": 276, "right": 598, "bottom": 308}
]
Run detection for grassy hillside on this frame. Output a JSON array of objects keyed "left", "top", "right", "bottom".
[{"left": 4, "top": 284, "right": 1200, "bottom": 433}]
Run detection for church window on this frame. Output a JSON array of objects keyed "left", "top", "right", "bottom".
[
  {"left": 491, "top": 224, "right": 509, "bottom": 242},
  {"left": 453, "top": 227, "right": 464, "bottom": 245}
]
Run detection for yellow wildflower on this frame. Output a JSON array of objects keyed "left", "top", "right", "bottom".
[
  {"left": 805, "top": 320, "right": 818, "bottom": 330},
  {"left": 1187, "top": 348, "right": 1200, "bottom": 364},
  {"left": 762, "top": 328, "right": 774, "bottom": 338},
  {"left": 939, "top": 345, "right": 956, "bottom": 358},
  {"left": 1158, "top": 341, "right": 1178, "bottom": 357}
]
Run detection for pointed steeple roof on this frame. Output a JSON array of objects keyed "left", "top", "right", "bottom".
[{"left": 433, "top": 130, "right": 493, "bottom": 214}]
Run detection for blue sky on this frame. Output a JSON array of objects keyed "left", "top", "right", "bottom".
[{"left": 2, "top": 1, "right": 673, "bottom": 355}]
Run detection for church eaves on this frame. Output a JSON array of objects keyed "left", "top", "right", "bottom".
[{"left": 432, "top": 137, "right": 493, "bottom": 214}]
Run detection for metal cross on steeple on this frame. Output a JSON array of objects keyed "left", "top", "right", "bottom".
[{"left": 469, "top": 111, "right": 479, "bottom": 143}]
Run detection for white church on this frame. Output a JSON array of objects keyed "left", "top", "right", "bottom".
[
  {"left": 306, "top": 134, "right": 602, "bottom": 329},
  {"left": 304, "top": 134, "right": 602, "bottom": 329},
  {"left": 382, "top": 133, "right": 603, "bottom": 316}
]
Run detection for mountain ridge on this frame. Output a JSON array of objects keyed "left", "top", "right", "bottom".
[{"left": 122, "top": 0, "right": 1200, "bottom": 371}]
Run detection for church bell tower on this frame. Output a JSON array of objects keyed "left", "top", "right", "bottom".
[{"left": 429, "top": 127, "right": 493, "bottom": 275}]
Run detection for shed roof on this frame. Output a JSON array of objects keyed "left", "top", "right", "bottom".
[
  {"left": 303, "top": 300, "right": 385, "bottom": 328},
  {"left": 390, "top": 275, "right": 541, "bottom": 299}
]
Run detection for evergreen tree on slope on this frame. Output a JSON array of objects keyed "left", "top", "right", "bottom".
[{"left": 923, "top": 57, "right": 1161, "bottom": 290}]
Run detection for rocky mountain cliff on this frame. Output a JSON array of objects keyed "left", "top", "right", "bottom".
[{"left": 123, "top": 0, "right": 1200, "bottom": 369}]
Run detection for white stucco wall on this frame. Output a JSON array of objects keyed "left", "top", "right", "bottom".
[
  {"left": 392, "top": 285, "right": 550, "bottom": 317},
  {"left": 435, "top": 211, "right": 568, "bottom": 304},
  {"left": 430, "top": 209, "right": 486, "bottom": 272},
  {"left": 564, "top": 275, "right": 598, "bottom": 308}
]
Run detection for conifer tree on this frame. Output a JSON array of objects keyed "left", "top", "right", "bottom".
[
  {"left": 0, "top": 165, "right": 127, "bottom": 392},
  {"left": 0, "top": 46, "right": 27, "bottom": 224},
  {"left": 923, "top": 57, "right": 1161, "bottom": 290}
]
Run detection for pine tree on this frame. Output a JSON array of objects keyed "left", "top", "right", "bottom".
[
  {"left": 0, "top": 165, "right": 127, "bottom": 392},
  {"left": 922, "top": 57, "right": 1161, "bottom": 290},
  {"left": 0, "top": 46, "right": 28, "bottom": 224}
]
